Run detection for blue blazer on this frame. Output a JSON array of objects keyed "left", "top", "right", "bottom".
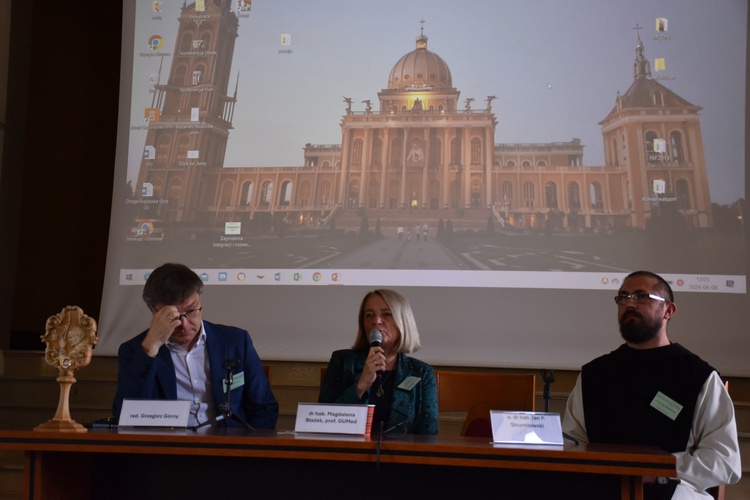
[
  {"left": 112, "top": 321, "right": 278, "bottom": 429},
  {"left": 318, "top": 349, "right": 438, "bottom": 434}
]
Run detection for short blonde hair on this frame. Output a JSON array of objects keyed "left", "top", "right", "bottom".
[{"left": 352, "top": 289, "right": 421, "bottom": 353}]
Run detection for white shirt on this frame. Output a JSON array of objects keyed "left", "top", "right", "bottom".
[
  {"left": 166, "top": 322, "right": 214, "bottom": 427},
  {"left": 563, "top": 371, "right": 741, "bottom": 498}
]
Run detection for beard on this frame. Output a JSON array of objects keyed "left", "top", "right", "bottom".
[{"left": 619, "top": 311, "right": 661, "bottom": 344}]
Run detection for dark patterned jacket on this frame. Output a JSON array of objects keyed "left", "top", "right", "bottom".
[{"left": 319, "top": 349, "right": 438, "bottom": 434}]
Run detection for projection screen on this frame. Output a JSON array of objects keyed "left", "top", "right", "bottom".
[{"left": 99, "top": 0, "right": 749, "bottom": 376}]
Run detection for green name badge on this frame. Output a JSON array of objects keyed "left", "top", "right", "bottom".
[
  {"left": 650, "top": 391, "right": 683, "bottom": 421},
  {"left": 397, "top": 376, "right": 421, "bottom": 391},
  {"left": 224, "top": 371, "right": 245, "bottom": 393}
]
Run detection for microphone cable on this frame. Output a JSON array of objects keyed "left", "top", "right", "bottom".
[
  {"left": 372, "top": 408, "right": 408, "bottom": 499},
  {"left": 373, "top": 420, "right": 384, "bottom": 500}
]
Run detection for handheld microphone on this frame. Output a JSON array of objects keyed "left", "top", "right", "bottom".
[
  {"left": 368, "top": 329, "right": 382, "bottom": 347},
  {"left": 369, "top": 329, "right": 384, "bottom": 378}
]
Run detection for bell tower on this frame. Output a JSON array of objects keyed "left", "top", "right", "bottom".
[
  {"left": 599, "top": 31, "right": 712, "bottom": 228},
  {"left": 136, "top": 0, "right": 239, "bottom": 224}
]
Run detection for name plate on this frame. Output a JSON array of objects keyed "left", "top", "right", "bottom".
[
  {"left": 294, "top": 403, "right": 374, "bottom": 435},
  {"left": 119, "top": 399, "right": 192, "bottom": 427},
  {"left": 490, "top": 411, "right": 563, "bottom": 445}
]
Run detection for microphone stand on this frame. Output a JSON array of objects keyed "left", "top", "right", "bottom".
[
  {"left": 541, "top": 369, "right": 554, "bottom": 413},
  {"left": 190, "top": 359, "right": 254, "bottom": 431},
  {"left": 541, "top": 369, "right": 579, "bottom": 445}
]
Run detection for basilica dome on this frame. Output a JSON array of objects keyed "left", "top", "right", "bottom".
[{"left": 388, "top": 33, "right": 453, "bottom": 91}]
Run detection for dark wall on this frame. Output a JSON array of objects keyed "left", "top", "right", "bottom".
[{"left": 0, "top": 1, "right": 122, "bottom": 349}]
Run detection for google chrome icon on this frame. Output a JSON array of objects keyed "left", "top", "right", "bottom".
[{"left": 148, "top": 35, "right": 163, "bottom": 50}]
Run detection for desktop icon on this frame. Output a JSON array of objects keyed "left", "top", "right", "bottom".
[
  {"left": 143, "top": 145, "right": 156, "bottom": 160},
  {"left": 281, "top": 33, "right": 291, "bottom": 46},
  {"left": 134, "top": 219, "right": 155, "bottom": 236},
  {"left": 141, "top": 183, "right": 154, "bottom": 197},
  {"left": 187, "top": 150, "right": 199, "bottom": 159},
  {"left": 225, "top": 222, "right": 241, "bottom": 235},
  {"left": 652, "top": 179, "right": 666, "bottom": 195},
  {"left": 148, "top": 35, "right": 163, "bottom": 51},
  {"left": 144, "top": 108, "right": 160, "bottom": 124},
  {"left": 656, "top": 18, "right": 668, "bottom": 32},
  {"left": 191, "top": 107, "right": 200, "bottom": 121},
  {"left": 152, "top": 0, "right": 162, "bottom": 14},
  {"left": 236, "top": 0, "right": 252, "bottom": 12},
  {"left": 654, "top": 58, "right": 666, "bottom": 72},
  {"left": 195, "top": 0, "right": 205, "bottom": 12},
  {"left": 653, "top": 138, "right": 666, "bottom": 153}
]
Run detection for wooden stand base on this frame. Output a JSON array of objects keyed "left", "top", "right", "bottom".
[
  {"left": 34, "top": 419, "right": 87, "bottom": 432},
  {"left": 33, "top": 375, "right": 87, "bottom": 433}
]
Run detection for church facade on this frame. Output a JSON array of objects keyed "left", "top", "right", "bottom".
[{"left": 134, "top": 1, "right": 712, "bottom": 234}]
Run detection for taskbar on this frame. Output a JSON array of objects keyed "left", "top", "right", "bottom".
[{"left": 118, "top": 269, "right": 746, "bottom": 294}]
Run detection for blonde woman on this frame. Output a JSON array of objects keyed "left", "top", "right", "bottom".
[{"left": 318, "top": 289, "right": 438, "bottom": 435}]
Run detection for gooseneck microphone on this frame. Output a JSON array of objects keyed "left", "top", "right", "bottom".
[
  {"left": 189, "top": 357, "right": 254, "bottom": 431},
  {"left": 223, "top": 358, "right": 240, "bottom": 371}
]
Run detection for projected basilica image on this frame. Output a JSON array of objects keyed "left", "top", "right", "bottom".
[{"left": 128, "top": 1, "right": 735, "bottom": 273}]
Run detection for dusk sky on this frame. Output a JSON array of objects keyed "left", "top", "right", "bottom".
[{"left": 127, "top": 0, "right": 747, "bottom": 204}]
